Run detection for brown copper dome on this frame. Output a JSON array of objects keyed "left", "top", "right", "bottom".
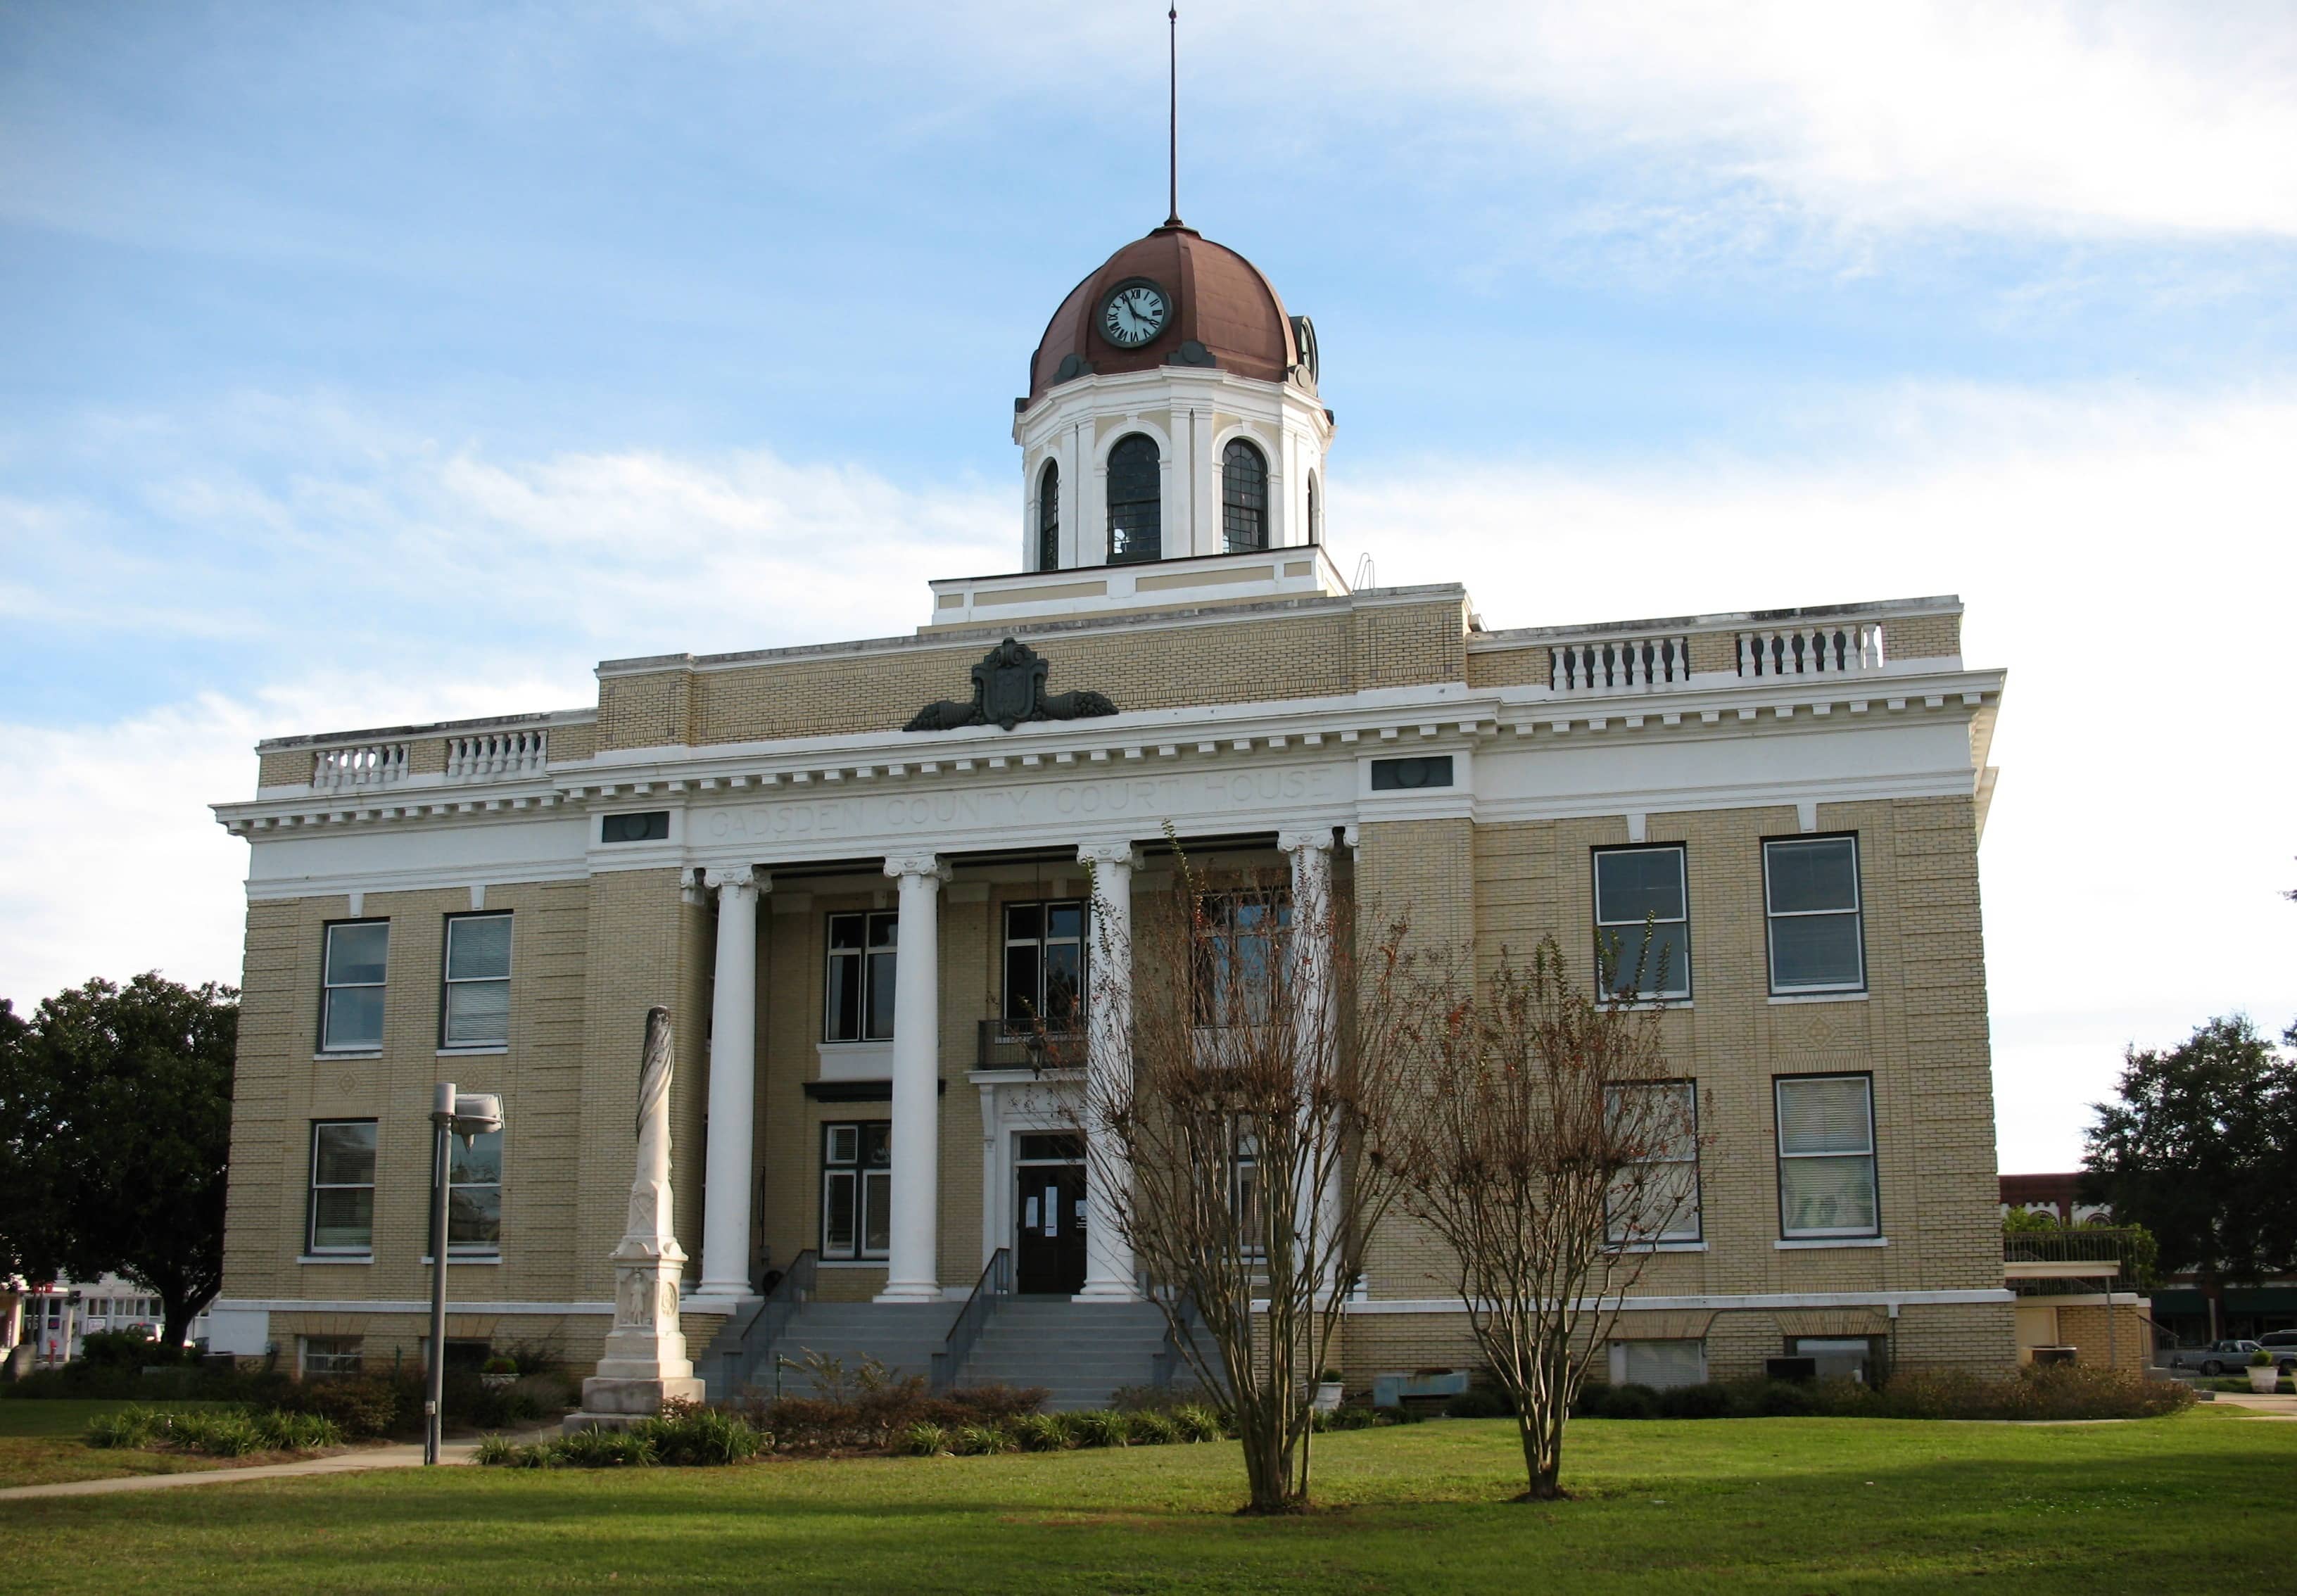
[{"left": 1027, "top": 224, "right": 1305, "bottom": 403}]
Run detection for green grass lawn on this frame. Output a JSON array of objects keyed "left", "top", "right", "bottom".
[
  {"left": 1, "top": 1409, "right": 2291, "bottom": 1593},
  {"left": 0, "top": 1400, "right": 234, "bottom": 1490}
]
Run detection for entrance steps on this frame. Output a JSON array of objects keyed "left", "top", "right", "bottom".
[
  {"left": 709, "top": 1300, "right": 960, "bottom": 1402},
  {"left": 950, "top": 1298, "right": 1171, "bottom": 1412},
  {"left": 700, "top": 1295, "right": 1177, "bottom": 1411}
]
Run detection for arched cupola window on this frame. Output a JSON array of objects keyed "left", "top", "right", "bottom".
[
  {"left": 1036, "top": 461, "right": 1060, "bottom": 571},
  {"left": 1221, "top": 439, "right": 1268, "bottom": 553},
  {"left": 1106, "top": 434, "right": 1161, "bottom": 564},
  {"left": 1305, "top": 471, "right": 1321, "bottom": 545}
]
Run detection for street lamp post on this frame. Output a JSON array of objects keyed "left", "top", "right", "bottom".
[{"left": 424, "top": 1082, "right": 503, "bottom": 1467}]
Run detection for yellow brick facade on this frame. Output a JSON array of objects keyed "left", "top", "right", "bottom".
[{"left": 217, "top": 588, "right": 2012, "bottom": 1388}]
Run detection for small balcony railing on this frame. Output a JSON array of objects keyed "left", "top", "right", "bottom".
[
  {"left": 1550, "top": 635, "right": 1692, "bottom": 692},
  {"left": 1738, "top": 623, "right": 1884, "bottom": 678},
  {"left": 975, "top": 1020, "right": 1083, "bottom": 1071},
  {"left": 2004, "top": 1227, "right": 2156, "bottom": 1295},
  {"left": 445, "top": 729, "right": 547, "bottom": 782},
  {"left": 312, "top": 742, "right": 409, "bottom": 790}
]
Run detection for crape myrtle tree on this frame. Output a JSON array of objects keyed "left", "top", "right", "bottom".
[
  {"left": 2082, "top": 1014, "right": 2297, "bottom": 1339},
  {"left": 0, "top": 975, "right": 237, "bottom": 1347},
  {"left": 1375, "top": 933, "right": 1699, "bottom": 1501},
  {"left": 1046, "top": 837, "right": 1420, "bottom": 1514}
]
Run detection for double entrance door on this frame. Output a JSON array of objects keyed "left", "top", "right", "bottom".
[{"left": 1015, "top": 1133, "right": 1087, "bottom": 1296}]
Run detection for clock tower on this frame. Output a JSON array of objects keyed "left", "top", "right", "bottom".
[{"left": 1013, "top": 222, "right": 1334, "bottom": 575}]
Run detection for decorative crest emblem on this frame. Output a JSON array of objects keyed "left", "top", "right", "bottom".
[{"left": 904, "top": 638, "right": 1119, "bottom": 733}]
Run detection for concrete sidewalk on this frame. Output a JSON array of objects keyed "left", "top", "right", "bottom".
[
  {"left": 0, "top": 1436, "right": 504, "bottom": 1502},
  {"left": 2209, "top": 1389, "right": 2297, "bottom": 1420}
]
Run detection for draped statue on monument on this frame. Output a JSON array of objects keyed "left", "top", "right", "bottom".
[{"left": 565, "top": 1006, "right": 706, "bottom": 1431}]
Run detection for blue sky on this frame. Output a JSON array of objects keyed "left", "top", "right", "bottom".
[{"left": 4, "top": 1, "right": 2294, "bottom": 1165}]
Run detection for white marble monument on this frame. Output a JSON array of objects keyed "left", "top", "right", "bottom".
[{"left": 564, "top": 1006, "right": 706, "bottom": 1432}]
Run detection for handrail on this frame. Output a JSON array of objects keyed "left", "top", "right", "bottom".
[
  {"left": 1151, "top": 1289, "right": 1198, "bottom": 1392},
  {"left": 930, "top": 1248, "right": 1012, "bottom": 1392},
  {"left": 723, "top": 1248, "right": 816, "bottom": 1398}
]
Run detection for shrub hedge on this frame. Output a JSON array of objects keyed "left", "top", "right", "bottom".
[
  {"left": 83, "top": 1403, "right": 344, "bottom": 1457},
  {"left": 1569, "top": 1364, "right": 2195, "bottom": 1422}
]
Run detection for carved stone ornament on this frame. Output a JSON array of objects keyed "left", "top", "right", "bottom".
[{"left": 904, "top": 638, "right": 1119, "bottom": 733}]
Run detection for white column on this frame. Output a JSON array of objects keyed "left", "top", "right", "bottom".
[
  {"left": 878, "top": 854, "right": 950, "bottom": 1303},
  {"left": 1190, "top": 404, "right": 1218, "bottom": 556},
  {"left": 1280, "top": 829, "right": 1342, "bottom": 1296},
  {"left": 1075, "top": 842, "right": 1141, "bottom": 1301},
  {"left": 698, "top": 866, "right": 766, "bottom": 1300}
]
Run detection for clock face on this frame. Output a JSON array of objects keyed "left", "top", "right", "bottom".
[{"left": 1100, "top": 280, "right": 1169, "bottom": 348}]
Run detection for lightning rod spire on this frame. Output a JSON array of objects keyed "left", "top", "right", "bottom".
[{"left": 1165, "top": 6, "right": 1182, "bottom": 228}]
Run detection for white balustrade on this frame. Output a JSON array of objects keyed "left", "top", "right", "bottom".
[
  {"left": 445, "top": 729, "right": 548, "bottom": 781},
  {"left": 311, "top": 743, "right": 408, "bottom": 790},
  {"left": 1549, "top": 635, "right": 1692, "bottom": 692},
  {"left": 1737, "top": 624, "right": 1884, "bottom": 678}
]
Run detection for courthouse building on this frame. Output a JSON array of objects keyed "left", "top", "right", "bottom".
[{"left": 208, "top": 220, "right": 2015, "bottom": 1397}]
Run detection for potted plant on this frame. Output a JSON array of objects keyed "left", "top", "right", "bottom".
[
  {"left": 1314, "top": 1369, "right": 1344, "bottom": 1412},
  {"left": 2248, "top": 1349, "right": 2279, "bottom": 1393},
  {"left": 480, "top": 1355, "right": 519, "bottom": 1390}
]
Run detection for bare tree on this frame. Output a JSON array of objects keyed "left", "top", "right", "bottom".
[
  {"left": 1379, "top": 934, "right": 1699, "bottom": 1500},
  {"left": 1043, "top": 837, "right": 1418, "bottom": 1514}
]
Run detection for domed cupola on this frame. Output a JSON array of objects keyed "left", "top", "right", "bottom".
[
  {"left": 1027, "top": 224, "right": 1317, "bottom": 401},
  {"left": 1011, "top": 224, "right": 1334, "bottom": 578}
]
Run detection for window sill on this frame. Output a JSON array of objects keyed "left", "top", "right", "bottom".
[
  {"left": 1611, "top": 1241, "right": 1709, "bottom": 1253},
  {"left": 1775, "top": 1236, "right": 1888, "bottom": 1250},
  {"left": 314, "top": 1051, "right": 382, "bottom": 1063},
  {"left": 419, "top": 1255, "right": 503, "bottom": 1266},
  {"left": 1766, "top": 992, "right": 1869, "bottom": 1006},
  {"left": 816, "top": 1259, "right": 889, "bottom": 1269},
  {"left": 298, "top": 1254, "right": 374, "bottom": 1266},
  {"left": 437, "top": 1045, "right": 509, "bottom": 1057}
]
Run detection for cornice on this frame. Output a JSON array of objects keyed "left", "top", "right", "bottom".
[
  {"left": 1011, "top": 363, "right": 1327, "bottom": 438},
  {"left": 211, "top": 663, "right": 2004, "bottom": 840}
]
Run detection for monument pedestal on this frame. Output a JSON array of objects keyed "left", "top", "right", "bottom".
[{"left": 562, "top": 1239, "right": 705, "bottom": 1434}]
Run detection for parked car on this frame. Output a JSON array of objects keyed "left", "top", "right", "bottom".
[
  {"left": 2255, "top": 1331, "right": 2297, "bottom": 1375},
  {"left": 2163, "top": 1338, "right": 2263, "bottom": 1376}
]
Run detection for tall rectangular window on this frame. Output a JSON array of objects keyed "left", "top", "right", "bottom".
[
  {"left": 1002, "top": 899, "right": 1087, "bottom": 1033},
  {"left": 1230, "top": 1127, "right": 1265, "bottom": 1260},
  {"left": 1593, "top": 847, "right": 1691, "bottom": 999},
  {"left": 1605, "top": 1080, "right": 1701, "bottom": 1243},
  {"left": 1194, "top": 894, "right": 1289, "bottom": 1026},
  {"left": 823, "top": 911, "right": 899, "bottom": 1042},
  {"left": 441, "top": 913, "right": 512, "bottom": 1049},
  {"left": 307, "top": 1121, "right": 377, "bottom": 1255},
  {"left": 821, "top": 1122, "right": 891, "bottom": 1260},
  {"left": 320, "top": 922, "right": 388, "bottom": 1051},
  {"left": 1775, "top": 1075, "right": 1879, "bottom": 1238},
  {"left": 1764, "top": 836, "right": 1865, "bottom": 994},
  {"left": 436, "top": 1128, "right": 503, "bottom": 1255}
]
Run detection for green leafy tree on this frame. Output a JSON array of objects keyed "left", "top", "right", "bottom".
[
  {"left": 0, "top": 975, "right": 237, "bottom": 1347},
  {"left": 2082, "top": 1015, "right": 2297, "bottom": 1332}
]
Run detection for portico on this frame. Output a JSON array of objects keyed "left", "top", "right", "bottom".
[{"left": 681, "top": 808, "right": 1350, "bottom": 1315}]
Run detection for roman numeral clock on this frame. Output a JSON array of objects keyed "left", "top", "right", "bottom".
[{"left": 1099, "top": 279, "right": 1169, "bottom": 347}]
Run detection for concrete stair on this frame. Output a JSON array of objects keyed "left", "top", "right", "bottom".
[
  {"left": 714, "top": 1300, "right": 961, "bottom": 1402},
  {"left": 948, "top": 1298, "right": 1172, "bottom": 1412}
]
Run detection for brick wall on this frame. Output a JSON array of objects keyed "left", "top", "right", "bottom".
[{"left": 592, "top": 597, "right": 1469, "bottom": 752}]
